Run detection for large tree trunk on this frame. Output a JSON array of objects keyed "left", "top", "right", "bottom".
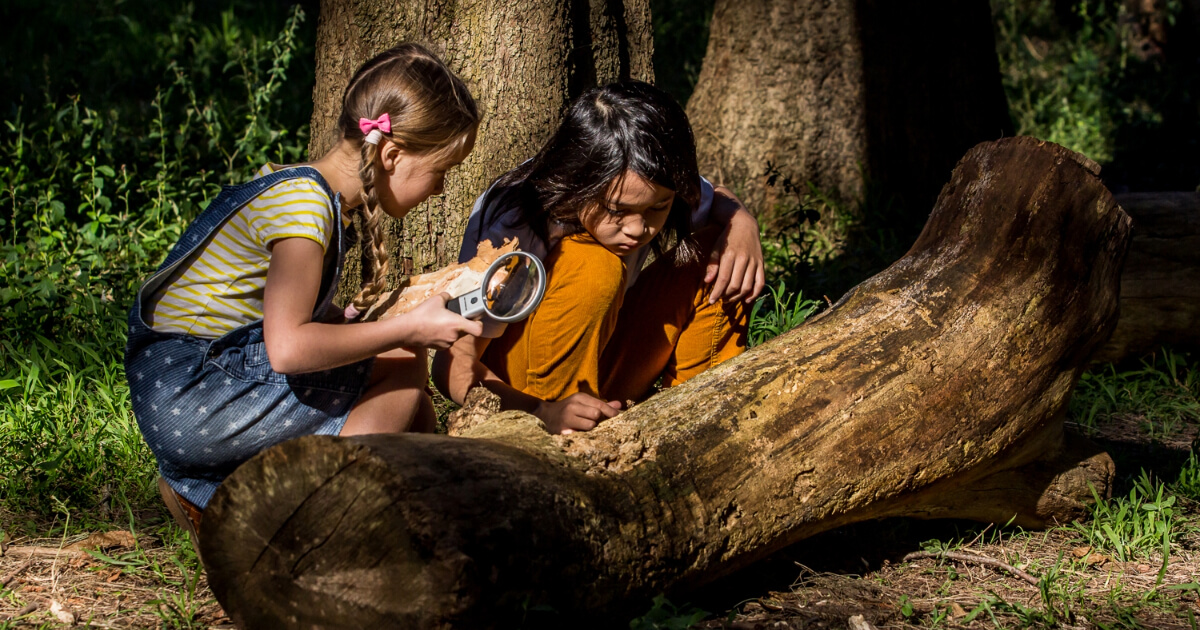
[
  {"left": 1096, "top": 192, "right": 1200, "bottom": 362},
  {"left": 686, "top": 0, "right": 1012, "bottom": 222},
  {"left": 309, "top": 0, "right": 653, "bottom": 299},
  {"left": 200, "top": 137, "right": 1128, "bottom": 628}
]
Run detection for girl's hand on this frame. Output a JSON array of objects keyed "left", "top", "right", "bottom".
[
  {"left": 402, "top": 293, "right": 484, "bottom": 349},
  {"left": 705, "top": 187, "right": 766, "bottom": 304},
  {"left": 534, "top": 393, "right": 622, "bottom": 434}
]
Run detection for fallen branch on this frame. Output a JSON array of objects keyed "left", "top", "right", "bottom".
[
  {"left": 0, "top": 558, "right": 34, "bottom": 588},
  {"left": 0, "top": 546, "right": 84, "bottom": 559},
  {"left": 902, "top": 550, "right": 1040, "bottom": 587},
  {"left": 0, "top": 603, "right": 38, "bottom": 621}
]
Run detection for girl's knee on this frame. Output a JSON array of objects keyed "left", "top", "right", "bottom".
[
  {"left": 548, "top": 236, "right": 626, "bottom": 309},
  {"left": 369, "top": 352, "right": 429, "bottom": 389}
]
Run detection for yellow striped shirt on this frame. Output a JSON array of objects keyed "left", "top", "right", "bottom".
[{"left": 148, "top": 164, "right": 344, "bottom": 338}]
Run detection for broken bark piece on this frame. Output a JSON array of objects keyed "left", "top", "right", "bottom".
[
  {"left": 361, "top": 238, "right": 519, "bottom": 321},
  {"left": 201, "top": 137, "right": 1129, "bottom": 628}
]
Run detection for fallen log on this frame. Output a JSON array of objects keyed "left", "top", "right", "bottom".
[
  {"left": 1096, "top": 192, "right": 1200, "bottom": 362},
  {"left": 200, "top": 137, "right": 1130, "bottom": 628}
]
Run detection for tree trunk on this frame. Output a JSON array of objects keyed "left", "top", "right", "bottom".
[
  {"left": 309, "top": 0, "right": 654, "bottom": 301},
  {"left": 686, "top": 0, "right": 1012, "bottom": 223},
  {"left": 1096, "top": 192, "right": 1200, "bottom": 362},
  {"left": 200, "top": 137, "right": 1128, "bottom": 628}
]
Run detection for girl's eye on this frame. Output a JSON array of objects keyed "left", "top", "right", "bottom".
[{"left": 605, "top": 206, "right": 627, "bottom": 217}]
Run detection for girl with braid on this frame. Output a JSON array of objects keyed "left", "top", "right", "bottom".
[{"left": 124, "top": 44, "right": 481, "bottom": 538}]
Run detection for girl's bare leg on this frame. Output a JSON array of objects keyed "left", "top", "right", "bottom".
[{"left": 340, "top": 348, "right": 435, "bottom": 435}]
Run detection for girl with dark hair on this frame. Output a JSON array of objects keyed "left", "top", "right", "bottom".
[{"left": 433, "top": 81, "right": 764, "bottom": 434}]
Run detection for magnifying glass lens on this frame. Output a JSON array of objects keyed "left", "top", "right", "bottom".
[{"left": 485, "top": 256, "right": 539, "bottom": 318}]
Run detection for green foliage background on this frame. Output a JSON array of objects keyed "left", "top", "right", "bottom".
[
  {"left": 0, "top": 3, "right": 1198, "bottom": 627},
  {"left": 0, "top": 0, "right": 1197, "bottom": 525}
]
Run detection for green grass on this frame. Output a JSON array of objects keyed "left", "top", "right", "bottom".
[
  {"left": 1071, "top": 349, "right": 1200, "bottom": 439},
  {"left": 1072, "top": 471, "right": 1179, "bottom": 563}
]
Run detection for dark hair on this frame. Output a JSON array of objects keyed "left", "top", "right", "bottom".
[{"left": 483, "top": 80, "right": 700, "bottom": 263}]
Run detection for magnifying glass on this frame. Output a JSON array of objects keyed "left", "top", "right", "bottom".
[{"left": 446, "top": 251, "right": 547, "bottom": 322}]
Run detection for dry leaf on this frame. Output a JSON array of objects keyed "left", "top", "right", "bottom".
[
  {"left": 1085, "top": 553, "right": 1107, "bottom": 566},
  {"left": 106, "top": 569, "right": 123, "bottom": 583},
  {"left": 950, "top": 602, "right": 967, "bottom": 618},
  {"left": 66, "top": 530, "right": 136, "bottom": 552},
  {"left": 1071, "top": 546, "right": 1092, "bottom": 558},
  {"left": 50, "top": 600, "right": 75, "bottom": 625},
  {"left": 848, "top": 614, "right": 877, "bottom": 630}
]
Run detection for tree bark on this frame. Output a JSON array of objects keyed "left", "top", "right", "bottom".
[
  {"left": 1096, "top": 192, "right": 1200, "bottom": 362},
  {"left": 200, "top": 137, "right": 1128, "bottom": 628},
  {"left": 309, "top": 0, "right": 654, "bottom": 301},
  {"left": 685, "top": 0, "right": 1012, "bottom": 223}
]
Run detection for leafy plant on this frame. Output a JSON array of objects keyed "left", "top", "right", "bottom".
[{"left": 748, "top": 281, "right": 821, "bottom": 346}]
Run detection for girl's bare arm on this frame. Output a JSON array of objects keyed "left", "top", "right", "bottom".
[
  {"left": 262, "top": 237, "right": 482, "bottom": 374},
  {"left": 706, "top": 185, "right": 766, "bottom": 304}
]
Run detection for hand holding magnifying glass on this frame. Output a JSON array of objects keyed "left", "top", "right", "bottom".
[{"left": 445, "top": 251, "right": 547, "bottom": 323}]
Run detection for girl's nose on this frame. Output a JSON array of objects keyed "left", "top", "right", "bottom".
[{"left": 623, "top": 216, "right": 645, "bottom": 236}]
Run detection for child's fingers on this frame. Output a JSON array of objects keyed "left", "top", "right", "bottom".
[
  {"left": 461, "top": 318, "right": 484, "bottom": 337},
  {"left": 747, "top": 263, "right": 766, "bottom": 304},
  {"left": 723, "top": 256, "right": 749, "bottom": 301},
  {"left": 708, "top": 255, "right": 734, "bottom": 304},
  {"left": 731, "top": 258, "right": 758, "bottom": 303},
  {"left": 563, "top": 406, "right": 598, "bottom": 431}
]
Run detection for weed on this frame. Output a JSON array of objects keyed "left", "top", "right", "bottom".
[
  {"left": 748, "top": 282, "right": 821, "bottom": 346},
  {"left": 1072, "top": 471, "right": 1178, "bottom": 562},
  {"left": 629, "top": 595, "right": 708, "bottom": 630},
  {"left": 1070, "top": 349, "right": 1200, "bottom": 439},
  {"left": 1174, "top": 451, "right": 1200, "bottom": 501}
]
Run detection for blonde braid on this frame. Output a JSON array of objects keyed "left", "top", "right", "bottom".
[{"left": 350, "top": 142, "right": 392, "bottom": 310}]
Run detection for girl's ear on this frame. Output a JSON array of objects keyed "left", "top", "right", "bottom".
[{"left": 377, "top": 141, "right": 406, "bottom": 173}]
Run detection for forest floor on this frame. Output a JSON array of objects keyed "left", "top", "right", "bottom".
[{"left": 1, "top": 364, "right": 1199, "bottom": 630}]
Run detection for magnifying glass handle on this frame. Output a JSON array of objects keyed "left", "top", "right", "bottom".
[{"left": 447, "top": 289, "right": 487, "bottom": 319}]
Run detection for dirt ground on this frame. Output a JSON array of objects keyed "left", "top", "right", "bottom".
[{"left": 1, "top": 418, "right": 1197, "bottom": 629}]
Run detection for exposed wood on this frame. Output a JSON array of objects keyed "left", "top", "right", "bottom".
[
  {"left": 201, "top": 137, "right": 1129, "bottom": 628},
  {"left": 1096, "top": 192, "right": 1200, "bottom": 362},
  {"left": 362, "top": 239, "right": 517, "bottom": 321},
  {"left": 311, "top": 0, "right": 654, "bottom": 301}
]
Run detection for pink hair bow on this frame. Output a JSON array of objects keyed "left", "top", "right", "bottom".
[{"left": 358, "top": 113, "right": 391, "bottom": 135}]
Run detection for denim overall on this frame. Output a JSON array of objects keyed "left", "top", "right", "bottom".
[{"left": 124, "top": 166, "right": 372, "bottom": 509}]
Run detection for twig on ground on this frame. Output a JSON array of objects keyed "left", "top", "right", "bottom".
[
  {"left": 0, "top": 602, "right": 38, "bottom": 621},
  {"left": 0, "top": 546, "right": 85, "bottom": 559},
  {"left": 902, "top": 550, "right": 1040, "bottom": 586},
  {"left": 1, "top": 558, "right": 35, "bottom": 588}
]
